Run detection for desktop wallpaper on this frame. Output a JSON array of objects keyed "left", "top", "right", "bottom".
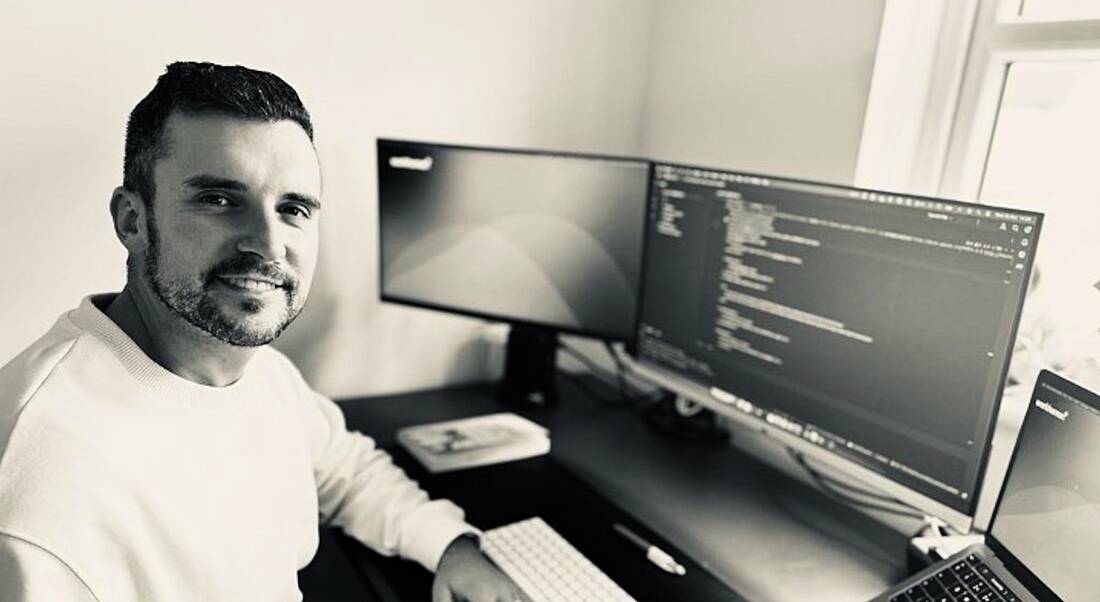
[
  {"left": 378, "top": 143, "right": 649, "bottom": 338},
  {"left": 991, "top": 381, "right": 1100, "bottom": 601}
]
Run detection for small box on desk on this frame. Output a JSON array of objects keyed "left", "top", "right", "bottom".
[{"left": 396, "top": 412, "right": 550, "bottom": 473}]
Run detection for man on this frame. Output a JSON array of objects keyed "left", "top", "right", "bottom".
[{"left": 0, "top": 61, "right": 526, "bottom": 602}]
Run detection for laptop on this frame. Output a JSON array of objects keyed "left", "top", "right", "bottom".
[{"left": 871, "top": 369, "right": 1100, "bottom": 602}]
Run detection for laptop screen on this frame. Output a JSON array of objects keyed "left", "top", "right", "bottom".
[{"left": 989, "top": 371, "right": 1100, "bottom": 601}]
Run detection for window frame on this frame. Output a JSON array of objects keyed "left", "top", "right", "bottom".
[{"left": 857, "top": 0, "right": 1100, "bottom": 199}]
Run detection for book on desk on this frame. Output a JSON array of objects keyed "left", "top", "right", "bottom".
[{"left": 396, "top": 412, "right": 550, "bottom": 473}]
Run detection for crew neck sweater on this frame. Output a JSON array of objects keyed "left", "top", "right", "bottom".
[{"left": 0, "top": 295, "right": 473, "bottom": 601}]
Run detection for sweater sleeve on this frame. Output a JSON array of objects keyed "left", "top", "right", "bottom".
[
  {"left": 0, "top": 533, "right": 98, "bottom": 601},
  {"left": 301, "top": 392, "right": 476, "bottom": 573}
]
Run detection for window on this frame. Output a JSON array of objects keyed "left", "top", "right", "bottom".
[{"left": 978, "top": 60, "right": 1100, "bottom": 396}]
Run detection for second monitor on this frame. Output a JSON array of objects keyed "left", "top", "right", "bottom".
[
  {"left": 633, "top": 163, "right": 1042, "bottom": 530},
  {"left": 377, "top": 139, "right": 650, "bottom": 403}
]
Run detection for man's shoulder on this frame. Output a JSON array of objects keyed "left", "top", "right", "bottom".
[
  {"left": 0, "top": 313, "right": 88, "bottom": 446},
  {"left": 0, "top": 313, "right": 106, "bottom": 532}
]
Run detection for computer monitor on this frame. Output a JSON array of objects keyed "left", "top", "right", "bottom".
[
  {"left": 377, "top": 138, "right": 650, "bottom": 404},
  {"left": 631, "top": 162, "right": 1042, "bottom": 531}
]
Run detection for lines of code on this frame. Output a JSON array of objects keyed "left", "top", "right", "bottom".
[{"left": 638, "top": 164, "right": 1041, "bottom": 514}]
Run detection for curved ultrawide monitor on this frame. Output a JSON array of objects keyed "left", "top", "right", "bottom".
[
  {"left": 633, "top": 163, "right": 1042, "bottom": 529},
  {"left": 377, "top": 139, "right": 650, "bottom": 341}
]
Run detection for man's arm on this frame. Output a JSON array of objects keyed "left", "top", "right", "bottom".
[
  {"left": 301, "top": 391, "right": 472, "bottom": 572},
  {"left": 298, "top": 392, "right": 529, "bottom": 600}
]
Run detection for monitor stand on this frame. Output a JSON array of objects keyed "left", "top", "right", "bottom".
[{"left": 497, "top": 324, "right": 559, "bottom": 406}]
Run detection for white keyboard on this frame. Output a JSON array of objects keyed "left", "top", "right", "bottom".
[{"left": 483, "top": 517, "right": 636, "bottom": 602}]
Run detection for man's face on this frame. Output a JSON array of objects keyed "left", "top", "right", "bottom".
[{"left": 142, "top": 112, "right": 321, "bottom": 347}]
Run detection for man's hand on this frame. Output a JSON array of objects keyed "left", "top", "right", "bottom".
[{"left": 432, "top": 535, "right": 530, "bottom": 602}]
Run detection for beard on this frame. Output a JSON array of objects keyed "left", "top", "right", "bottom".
[{"left": 143, "top": 217, "right": 305, "bottom": 347}]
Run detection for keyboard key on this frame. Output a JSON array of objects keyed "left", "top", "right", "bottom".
[
  {"left": 935, "top": 571, "right": 960, "bottom": 590},
  {"left": 922, "top": 577, "right": 944, "bottom": 595}
]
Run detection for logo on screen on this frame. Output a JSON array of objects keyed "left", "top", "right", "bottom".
[
  {"left": 389, "top": 156, "right": 434, "bottom": 171},
  {"left": 1036, "top": 399, "right": 1069, "bottom": 421}
]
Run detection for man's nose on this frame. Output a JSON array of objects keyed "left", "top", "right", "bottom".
[{"left": 236, "top": 209, "right": 287, "bottom": 262}]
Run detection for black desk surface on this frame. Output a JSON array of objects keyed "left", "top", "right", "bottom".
[{"left": 302, "top": 375, "right": 911, "bottom": 601}]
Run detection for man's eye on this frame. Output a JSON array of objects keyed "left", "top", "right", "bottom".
[
  {"left": 199, "top": 194, "right": 232, "bottom": 207},
  {"left": 281, "top": 204, "right": 312, "bottom": 219}
]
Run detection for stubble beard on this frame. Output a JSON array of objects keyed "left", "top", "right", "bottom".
[{"left": 143, "top": 216, "right": 304, "bottom": 347}]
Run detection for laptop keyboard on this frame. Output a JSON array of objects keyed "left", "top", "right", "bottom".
[{"left": 889, "top": 553, "right": 1022, "bottom": 602}]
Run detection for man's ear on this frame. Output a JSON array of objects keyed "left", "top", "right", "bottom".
[{"left": 110, "top": 187, "right": 147, "bottom": 253}]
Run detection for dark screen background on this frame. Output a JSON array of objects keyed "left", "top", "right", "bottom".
[
  {"left": 992, "top": 378, "right": 1100, "bottom": 601},
  {"left": 378, "top": 140, "right": 649, "bottom": 339}
]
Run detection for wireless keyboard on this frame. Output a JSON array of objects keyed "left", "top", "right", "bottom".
[{"left": 483, "top": 517, "right": 637, "bottom": 602}]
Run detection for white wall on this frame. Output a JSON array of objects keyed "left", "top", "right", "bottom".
[
  {"left": 0, "top": 0, "right": 656, "bottom": 396},
  {"left": 640, "top": 0, "right": 885, "bottom": 184}
]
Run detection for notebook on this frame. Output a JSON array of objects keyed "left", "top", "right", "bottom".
[{"left": 870, "top": 369, "right": 1100, "bottom": 602}]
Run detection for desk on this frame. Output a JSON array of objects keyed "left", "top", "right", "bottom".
[{"left": 307, "top": 374, "right": 911, "bottom": 601}]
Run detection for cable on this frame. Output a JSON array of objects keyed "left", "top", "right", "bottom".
[
  {"left": 601, "top": 342, "right": 668, "bottom": 409},
  {"left": 557, "top": 369, "right": 624, "bottom": 406},
  {"left": 558, "top": 341, "right": 660, "bottom": 408},
  {"left": 557, "top": 342, "right": 618, "bottom": 382},
  {"left": 790, "top": 447, "right": 917, "bottom": 513},
  {"left": 810, "top": 473, "right": 925, "bottom": 519},
  {"left": 786, "top": 447, "right": 926, "bottom": 520},
  {"left": 557, "top": 343, "right": 630, "bottom": 404},
  {"left": 604, "top": 341, "right": 631, "bottom": 405},
  {"left": 803, "top": 461, "right": 908, "bottom": 504}
]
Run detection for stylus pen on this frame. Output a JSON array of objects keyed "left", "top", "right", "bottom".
[{"left": 612, "top": 523, "right": 687, "bottom": 576}]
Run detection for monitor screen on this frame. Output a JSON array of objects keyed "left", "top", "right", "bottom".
[
  {"left": 635, "top": 163, "right": 1042, "bottom": 517},
  {"left": 990, "top": 371, "right": 1100, "bottom": 601},
  {"left": 377, "top": 139, "right": 650, "bottom": 341}
]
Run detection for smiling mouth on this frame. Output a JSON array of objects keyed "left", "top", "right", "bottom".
[{"left": 217, "top": 276, "right": 285, "bottom": 293}]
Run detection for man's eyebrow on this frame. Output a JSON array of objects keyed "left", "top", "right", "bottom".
[
  {"left": 183, "top": 174, "right": 321, "bottom": 210},
  {"left": 183, "top": 174, "right": 249, "bottom": 191}
]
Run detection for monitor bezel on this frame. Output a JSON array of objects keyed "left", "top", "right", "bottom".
[
  {"left": 376, "top": 137, "right": 653, "bottom": 343},
  {"left": 630, "top": 160, "right": 1043, "bottom": 530}
]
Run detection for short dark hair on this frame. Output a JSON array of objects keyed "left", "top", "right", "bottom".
[{"left": 123, "top": 61, "right": 314, "bottom": 207}]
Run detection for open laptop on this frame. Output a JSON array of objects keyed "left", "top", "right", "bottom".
[{"left": 871, "top": 369, "right": 1100, "bottom": 602}]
